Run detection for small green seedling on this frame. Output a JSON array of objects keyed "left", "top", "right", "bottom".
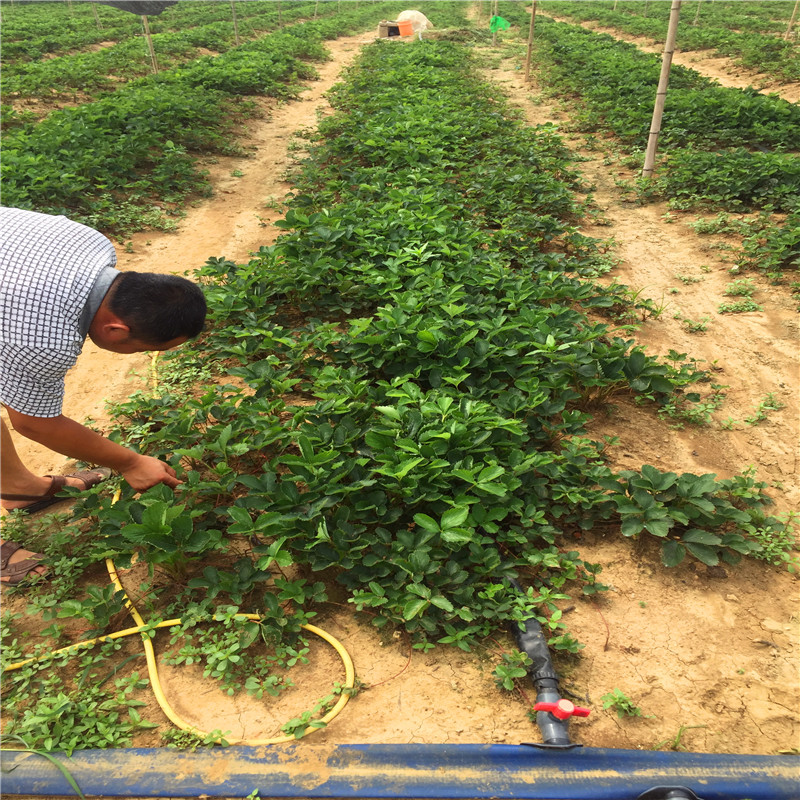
[
  {"left": 654, "top": 723, "right": 707, "bottom": 751},
  {"left": 718, "top": 299, "right": 762, "bottom": 313},
  {"left": 745, "top": 393, "right": 784, "bottom": 425},
  {"left": 493, "top": 651, "right": 533, "bottom": 691},
  {"left": 673, "top": 313, "right": 710, "bottom": 333},
  {"left": 724, "top": 277, "right": 756, "bottom": 297},
  {"left": 601, "top": 688, "right": 645, "bottom": 718},
  {"left": 162, "top": 727, "right": 231, "bottom": 750}
]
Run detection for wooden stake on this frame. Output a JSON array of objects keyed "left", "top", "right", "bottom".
[
  {"left": 642, "top": 0, "right": 682, "bottom": 179},
  {"left": 613, "top": 0, "right": 619, "bottom": 9},
  {"left": 693, "top": 0, "right": 701, "bottom": 25},
  {"left": 92, "top": 3, "right": 102, "bottom": 30},
  {"left": 524, "top": 1, "right": 537, "bottom": 83},
  {"left": 278, "top": 1, "right": 282, "bottom": 27},
  {"left": 142, "top": 15, "right": 159, "bottom": 74},
  {"left": 230, "top": 0, "right": 240, "bottom": 46},
  {"left": 314, "top": 0, "right": 319, "bottom": 19},
  {"left": 786, "top": 0, "right": 799, "bottom": 40},
  {"left": 492, "top": 0, "right": 499, "bottom": 46}
]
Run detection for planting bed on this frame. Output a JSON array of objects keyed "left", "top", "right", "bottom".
[{"left": 2, "top": 1, "right": 798, "bottom": 763}]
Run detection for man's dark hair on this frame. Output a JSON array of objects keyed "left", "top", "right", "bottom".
[{"left": 107, "top": 272, "right": 206, "bottom": 344}]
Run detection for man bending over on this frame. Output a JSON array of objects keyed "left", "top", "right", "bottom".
[{"left": 0, "top": 207, "right": 207, "bottom": 584}]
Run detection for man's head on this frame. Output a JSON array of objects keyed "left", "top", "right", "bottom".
[{"left": 89, "top": 272, "right": 207, "bottom": 353}]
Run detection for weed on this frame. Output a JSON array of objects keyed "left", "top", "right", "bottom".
[
  {"left": 674, "top": 273, "right": 702, "bottom": 285},
  {"left": 280, "top": 683, "right": 357, "bottom": 739},
  {"left": 658, "top": 383, "right": 726, "bottom": 427},
  {"left": 745, "top": 393, "right": 784, "bottom": 425},
  {"left": 726, "top": 273, "right": 758, "bottom": 291},
  {"left": 718, "top": 299, "right": 762, "bottom": 313},
  {"left": 674, "top": 313, "right": 710, "bottom": 333},
  {"left": 3, "top": 640, "right": 157, "bottom": 755},
  {"left": 493, "top": 650, "right": 533, "bottom": 691},
  {"left": 746, "top": 512, "right": 799, "bottom": 572},
  {"left": 1, "top": 735, "right": 88, "bottom": 799},
  {"left": 161, "top": 727, "right": 231, "bottom": 750},
  {"left": 231, "top": 169, "right": 244, "bottom": 178},
  {"left": 263, "top": 196, "right": 285, "bottom": 213},
  {"left": 601, "top": 688, "right": 646, "bottom": 718},
  {"left": 654, "top": 723, "right": 707, "bottom": 751}
]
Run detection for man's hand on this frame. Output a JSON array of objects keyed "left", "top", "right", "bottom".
[
  {"left": 121, "top": 454, "right": 181, "bottom": 491},
  {"left": 5, "top": 409, "right": 182, "bottom": 491}
]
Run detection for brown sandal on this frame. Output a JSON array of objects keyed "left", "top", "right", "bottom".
[
  {"left": 1, "top": 468, "right": 111, "bottom": 515},
  {"left": 0, "top": 540, "right": 48, "bottom": 586}
]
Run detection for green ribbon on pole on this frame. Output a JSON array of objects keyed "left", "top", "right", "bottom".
[{"left": 489, "top": 15, "right": 511, "bottom": 33}]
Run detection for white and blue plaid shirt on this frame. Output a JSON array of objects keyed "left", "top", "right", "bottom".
[{"left": 0, "top": 207, "right": 119, "bottom": 417}]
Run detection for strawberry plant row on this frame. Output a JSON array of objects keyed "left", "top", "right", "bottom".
[
  {"left": 497, "top": 7, "right": 800, "bottom": 212},
  {"left": 649, "top": 147, "right": 800, "bottom": 212},
  {"left": 500, "top": 12, "right": 800, "bottom": 151},
  {"left": 94, "top": 40, "right": 782, "bottom": 668},
  {"left": 2, "top": 2, "right": 336, "bottom": 101},
  {"left": 584, "top": 0, "right": 798, "bottom": 34},
  {"left": 1, "top": 2, "right": 466, "bottom": 234},
  {"left": 0, "top": 0, "right": 317, "bottom": 62},
  {"left": 544, "top": 0, "right": 800, "bottom": 81}
]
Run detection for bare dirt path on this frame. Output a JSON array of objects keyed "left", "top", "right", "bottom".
[
  {"left": 539, "top": 11, "right": 800, "bottom": 103},
  {"left": 6, "top": 21, "right": 799, "bottom": 756}
]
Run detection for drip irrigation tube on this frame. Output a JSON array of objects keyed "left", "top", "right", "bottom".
[{"left": 2, "top": 743, "right": 798, "bottom": 799}]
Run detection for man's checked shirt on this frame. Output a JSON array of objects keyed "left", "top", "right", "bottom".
[{"left": 0, "top": 207, "right": 119, "bottom": 417}]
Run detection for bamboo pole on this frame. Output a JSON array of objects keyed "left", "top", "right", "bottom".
[
  {"left": 314, "top": 0, "right": 319, "bottom": 19},
  {"left": 230, "top": 0, "right": 240, "bottom": 45},
  {"left": 92, "top": 3, "right": 102, "bottom": 30},
  {"left": 142, "top": 15, "right": 159, "bottom": 74},
  {"left": 693, "top": 0, "right": 701, "bottom": 25},
  {"left": 613, "top": 0, "right": 618, "bottom": 10},
  {"left": 642, "top": 0, "right": 682, "bottom": 179},
  {"left": 786, "top": 0, "right": 799, "bottom": 40},
  {"left": 524, "top": 1, "right": 537, "bottom": 82}
]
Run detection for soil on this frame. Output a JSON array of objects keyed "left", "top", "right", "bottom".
[{"left": 3, "top": 15, "right": 798, "bottom": 758}]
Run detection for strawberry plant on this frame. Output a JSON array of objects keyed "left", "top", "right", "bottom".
[{"left": 542, "top": 1, "right": 800, "bottom": 81}]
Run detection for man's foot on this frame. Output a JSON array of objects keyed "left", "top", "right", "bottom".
[
  {"left": 0, "top": 540, "right": 48, "bottom": 585},
  {"left": 1, "top": 468, "right": 111, "bottom": 514}
]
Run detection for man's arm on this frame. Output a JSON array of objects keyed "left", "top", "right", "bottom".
[{"left": 5, "top": 408, "right": 180, "bottom": 491}]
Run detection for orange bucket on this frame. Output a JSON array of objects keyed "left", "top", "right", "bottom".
[{"left": 397, "top": 19, "right": 414, "bottom": 37}]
